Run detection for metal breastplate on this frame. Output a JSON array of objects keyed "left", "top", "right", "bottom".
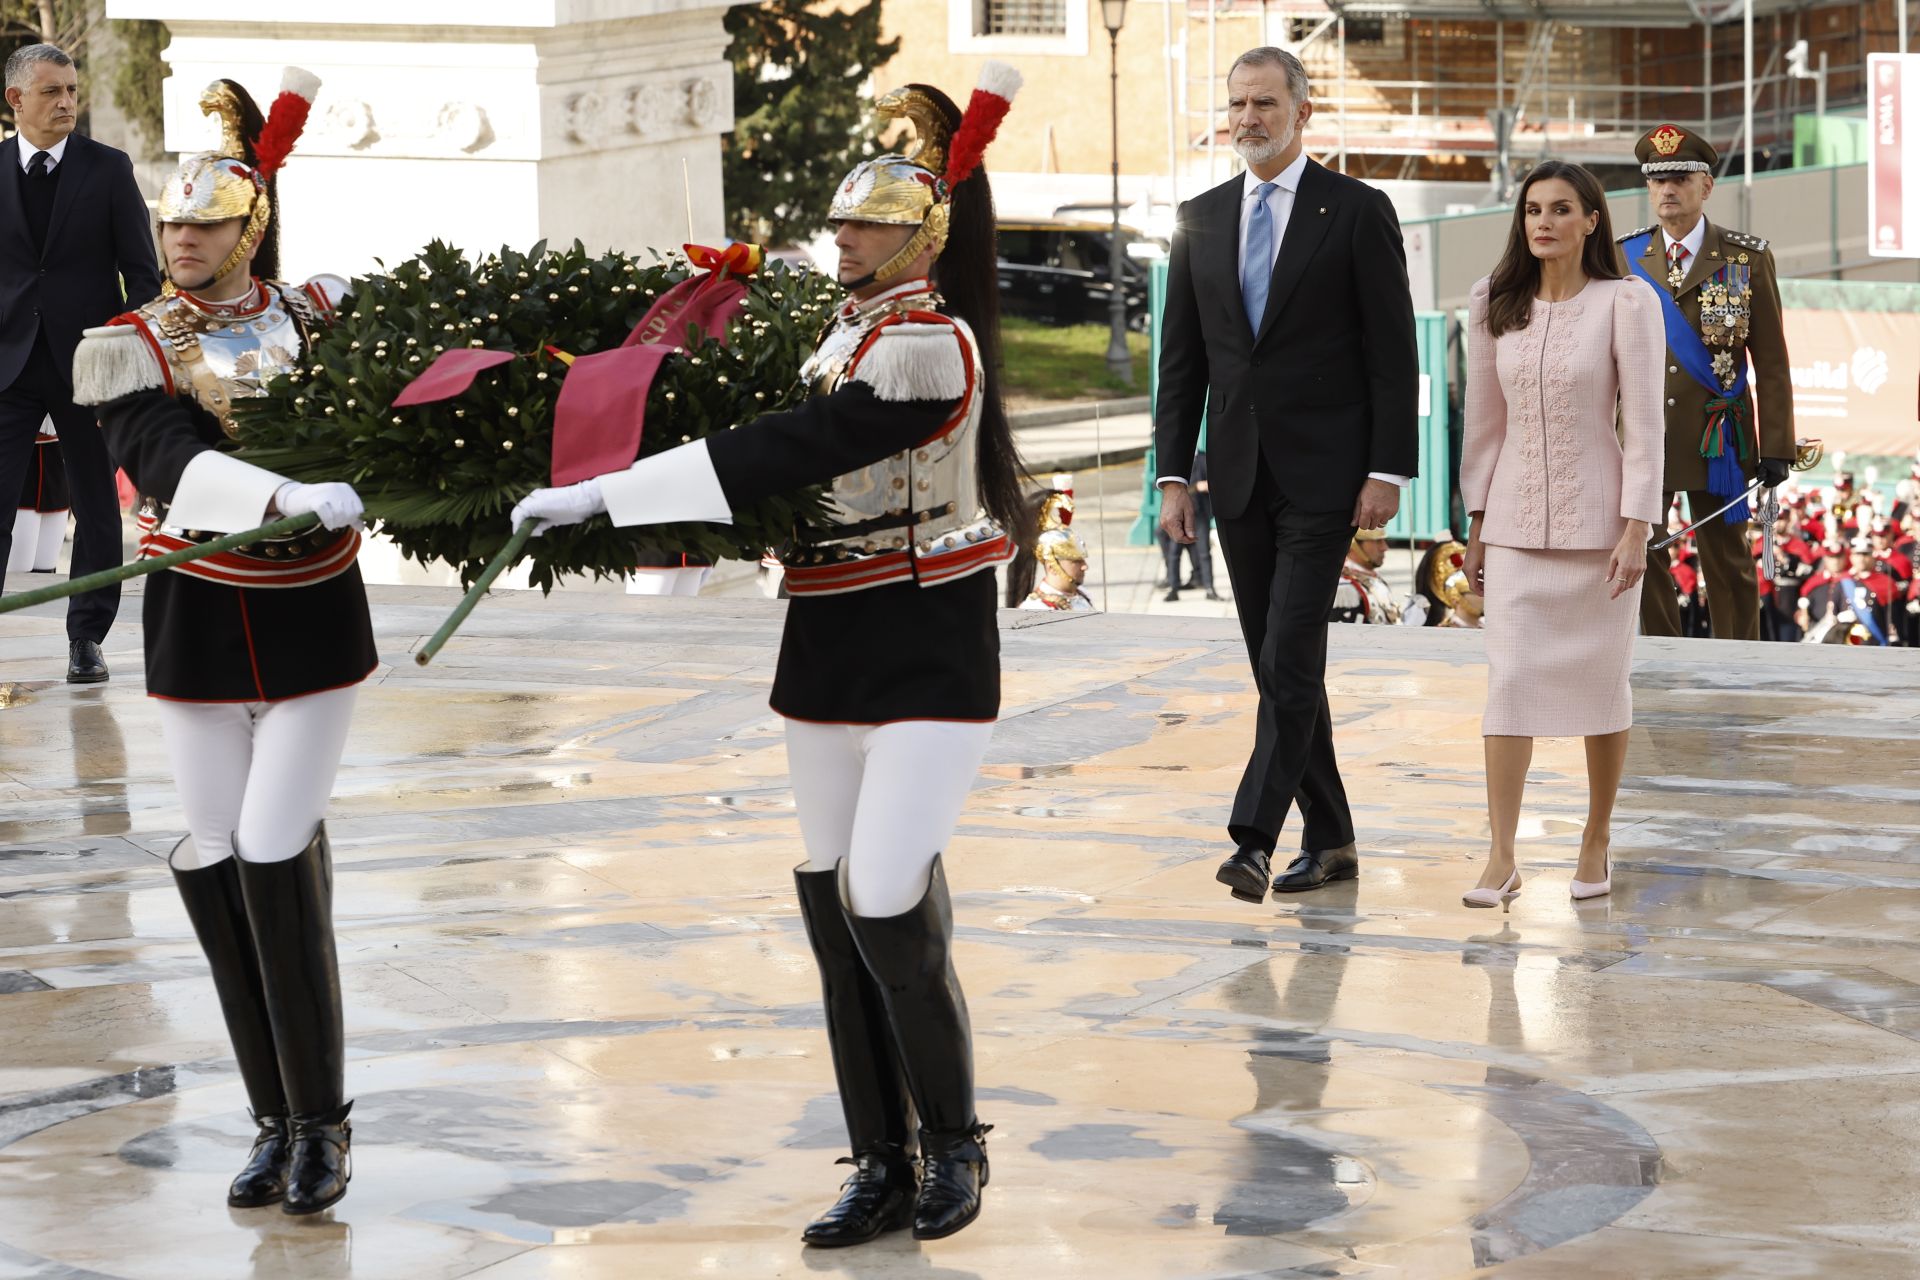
[
  {"left": 139, "top": 283, "right": 314, "bottom": 437},
  {"left": 785, "top": 308, "right": 1002, "bottom": 571}
]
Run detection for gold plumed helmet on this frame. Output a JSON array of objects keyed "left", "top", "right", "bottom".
[
  {"left": 157, "top": 68, "right": 320, "bottom": 290},
  {"left": 1032, "top": 484, "right": 1087, "bottom": 576},
  {"left": 1429, "top": 540, "right": 1473, "bottom": 608},
  {"left": 829, "top": 62, "right": 1023, "bottom": 287}
]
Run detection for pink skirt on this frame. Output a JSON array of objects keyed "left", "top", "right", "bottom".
[{"left": 1482, "top": 545, "right": 1640, "bottom": 737}]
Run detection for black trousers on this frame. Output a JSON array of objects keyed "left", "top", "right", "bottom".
[
  {"left": 0, "top": 329, "right": 121, "bottom": 642},
  {"left": 1213, "top": 462, "right": 1355, "bottom": 855}
]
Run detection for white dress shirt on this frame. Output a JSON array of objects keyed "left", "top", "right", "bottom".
[
  {"left": 1661, "top": 216, "right": 1706, "bottom": 269},
  {"left": 1159, "top": 151, "right": 1407, "bottom": 491},
  {"left": 1238, "top": 151, "right": 1308, "bottom": 277},
  {"left": 15, "top": 134, "right": 69, "bottom": 173}
]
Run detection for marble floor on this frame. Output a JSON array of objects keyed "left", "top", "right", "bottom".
[{"left": 2, "top": 590, "right": 1919, "bottom": 1279}]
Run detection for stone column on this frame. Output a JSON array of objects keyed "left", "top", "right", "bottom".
[{"left": 106, "top": 1, "right": 739, "bottom": 281}]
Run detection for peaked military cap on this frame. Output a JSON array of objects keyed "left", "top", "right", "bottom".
[{"left": 1636, "top": 123, "right": 1718, "bottom": 175}]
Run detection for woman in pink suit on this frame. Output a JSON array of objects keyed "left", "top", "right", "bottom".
[{"left": 1459, "top": 160, "right": 1665, "bottom": 909}]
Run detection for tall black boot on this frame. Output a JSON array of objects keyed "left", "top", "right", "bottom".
[
  {"left": 170, "top": 840, "right": 291, "bottom": 1208},
  {"left": 793, "top": 864, "right": 918, "bottom": 1247},
  {"left": 236, "top": 825, "right": 352, "bottom": 1216},
  {"left": 842, "top": 857, "right": 992, "bottom": 1242}
]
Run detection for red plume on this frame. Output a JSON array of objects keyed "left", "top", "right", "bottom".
[
  {"left": 941, "top": 62, "right": 1023, "bottom": 189},
  {"left": 255, "top": 67, "right": 320, "bottom": 181}
]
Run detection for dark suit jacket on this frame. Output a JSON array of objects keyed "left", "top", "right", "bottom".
[
  {"left": 0, "top": 132, "right": 162, "bottom": 391},
  {"left": 1154, "top": 159, "right": 1419, "bottom": 519}
]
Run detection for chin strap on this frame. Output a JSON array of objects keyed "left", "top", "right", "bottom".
[{"left": 870, "top": 211, "right": 948, "bottom": 289}]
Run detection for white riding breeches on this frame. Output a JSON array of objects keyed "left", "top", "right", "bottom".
[
  {"left": 784, "top": 718, "right": 995, "bottom": 917},
  {"left": 7, "top": 509, "right": 65, "bottom": 573},
  {"left": 624, "top": 566, "right": 711, "bottom": 596},
  {"left": 156, "top": 687, "right": 358, "bottom": 870}
]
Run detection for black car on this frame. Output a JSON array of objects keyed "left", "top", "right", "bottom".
[{"left": 995, "top": 219, "right": 1161, "bottom": 330}]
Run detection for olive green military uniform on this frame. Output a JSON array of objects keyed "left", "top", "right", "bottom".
[{"left": 1618, "top": 124, "right": 1794, "bottom": 642}]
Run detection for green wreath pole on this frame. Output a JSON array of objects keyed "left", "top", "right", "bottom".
[
  {"left": 0, "top": 514, "right": 322, "bottom": 617},
  {"left": 415, "top": 519, "right": 538, "bottom": 666}
]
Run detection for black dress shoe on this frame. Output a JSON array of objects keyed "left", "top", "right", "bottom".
[
  {"left": 1204, "top": 589, "right": 1223, "bottom": 601},
  {"left": 1272, "top": 843, "right": 1359, "bottom": 894},
  {"left": 66, "top": 640, "right": 109, "bottom": 684},
  {"left": 282, "top": 1102, "right": 351, "bottom": 1216},
  {"left": 802, "top": 1151, "right": 917, "bottom": 1247},
  {"left": 1163, "top": 589, "right": 1180, "bottom": 602},
  {"left": 913, "top": 1123, "right": 991, "bottom": 1241},
  {"left": 1215, "top": 845, "right": 1273, "bottom": 903},
  {"left": 228, "top": 1112, "right": 291, "bottom": 1208}
]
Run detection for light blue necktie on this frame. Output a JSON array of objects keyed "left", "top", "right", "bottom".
[{"left": 1241, "top": 181, "right": 1278, "bottom": 335}]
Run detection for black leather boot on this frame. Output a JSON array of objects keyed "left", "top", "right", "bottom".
[
  {"left": 841, "top": 858, "right": 991, "bottom": 1241},
  {"left": 236, "top": 825, "right": 352, "bottom": 1216},
  {"left": 793, "top": 865, "right": 918, "bottom": 1247},
  {"left": 169, "top": 840, "right": 290, "bottom": 1208}
]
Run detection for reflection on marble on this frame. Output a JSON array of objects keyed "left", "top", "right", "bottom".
[{"left": 4, "top": 591, "right": 1920, "bottom": 1277}]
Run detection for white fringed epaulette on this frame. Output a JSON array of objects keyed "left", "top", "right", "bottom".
[
  {"left": 846, "top": 322, "right": 968, "bottom": 404},
  {"left": 71, "top": 324, "right": 166, "bottom": 407}
]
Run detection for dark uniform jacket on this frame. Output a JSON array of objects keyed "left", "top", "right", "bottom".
[
  {"left": 1617, "top": 219, "right": 1794, "bottom": 493},
  {"left": 97, "top": 386, "right": 379, "bottom": 701}
]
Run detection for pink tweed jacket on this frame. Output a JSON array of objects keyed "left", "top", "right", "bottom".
[{"left": 1461, "top": 275, "right": 1666, "bottom": 550}]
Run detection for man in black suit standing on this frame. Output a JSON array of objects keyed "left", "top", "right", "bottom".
[
  {"left": 1, "top": 43, "right": 162, "bottom": 682},
  {"left": 1156, "top": 47, "right": 1417, "bottom": 903}
]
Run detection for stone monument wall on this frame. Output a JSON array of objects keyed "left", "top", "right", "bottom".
[{"left": 106, "top": 1, "right": 739, "bottom": 281}]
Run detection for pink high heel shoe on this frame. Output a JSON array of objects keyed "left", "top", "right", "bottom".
[
  {"left": 1570, "top": 849, "right": 1611, "bottom": 901},
  {"left": 1462, "top": 869, "right": 1521, "bottom": 912}
]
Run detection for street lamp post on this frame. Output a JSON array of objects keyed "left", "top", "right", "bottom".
[{"left": 1101, "top": 0, "right": 1131, "bottom": 386}]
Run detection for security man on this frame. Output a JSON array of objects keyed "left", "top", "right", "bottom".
[{"left": 1616, "top": 123, "right": 1795, "bottom": 641}]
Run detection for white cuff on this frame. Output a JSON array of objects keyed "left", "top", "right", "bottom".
[
  {"left": 165, "top": 451, "right": 292, "bottom": 533},
  {"left": 1156, "top": 477, "right": 1188, "bottom": 488},
  {"left": 601, "top": 438, "right": 735, "bottom": 528},
  {"left": 1367, "top": 472, "right": 1411, "bottom": 487}
]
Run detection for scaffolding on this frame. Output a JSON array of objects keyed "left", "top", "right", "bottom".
[{"left": 1164, "top": 0, "right": 1911, "bottom": 203}]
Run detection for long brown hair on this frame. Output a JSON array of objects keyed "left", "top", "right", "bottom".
[
  {"left": 1485, "top": 160, "right": 1621, "bottom": 338},
  {"left": 911, "top": 83, "right": 1028, "bottom": 534}
]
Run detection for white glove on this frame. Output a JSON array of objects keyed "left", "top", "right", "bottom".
[
  {"left": 274, "top": 481, "right": 364, "bottom": 531},
  {"left": 510, "top": 478, "right": 607, "bottom": 537}
]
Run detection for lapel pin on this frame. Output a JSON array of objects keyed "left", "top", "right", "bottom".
[{"left": 1318, "top": 207, "right": 1327, "bottom": 214}]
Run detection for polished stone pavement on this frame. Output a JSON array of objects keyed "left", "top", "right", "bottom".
[{"left": 2, "top": 590, "right": 1919, "bottom": 1279}]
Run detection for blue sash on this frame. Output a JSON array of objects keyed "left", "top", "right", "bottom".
[
  {"left": 1623, "top": 233, "right": 1752, "bottom": 522},
  {"left": 1842, "top": 578, "right": 1889, "bottom": 646},
  {"left": 1622, "top": 234, "right": 1750, "bottom": 402}
]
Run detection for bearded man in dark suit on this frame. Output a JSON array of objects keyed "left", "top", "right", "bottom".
[
  {"left": 1156, "top": 47, "right": 1418, "bottom": 903},
  {"left": 0, "top": 43, "right": 163, "bottom": 681}
]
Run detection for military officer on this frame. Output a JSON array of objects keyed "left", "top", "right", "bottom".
[{"left": 1617, "top": 123, "right": 1795, "bottom": 641}]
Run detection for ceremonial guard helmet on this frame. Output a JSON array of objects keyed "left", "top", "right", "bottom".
[
  {"left": 1033, "top": 482, "right": 1088, "bottom": 577},
  {"left": 157, "top": 68, "right": 320, "bottom": 289},
  {"left": 828, "top": 64, "right": 1023, "bottom": 287},
  {"left": 1350, "top": 526, "right": 1389, "bottom": 557},
  {"left": 1429, "top": 539, "right": 1473, "bottom": 609}
]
